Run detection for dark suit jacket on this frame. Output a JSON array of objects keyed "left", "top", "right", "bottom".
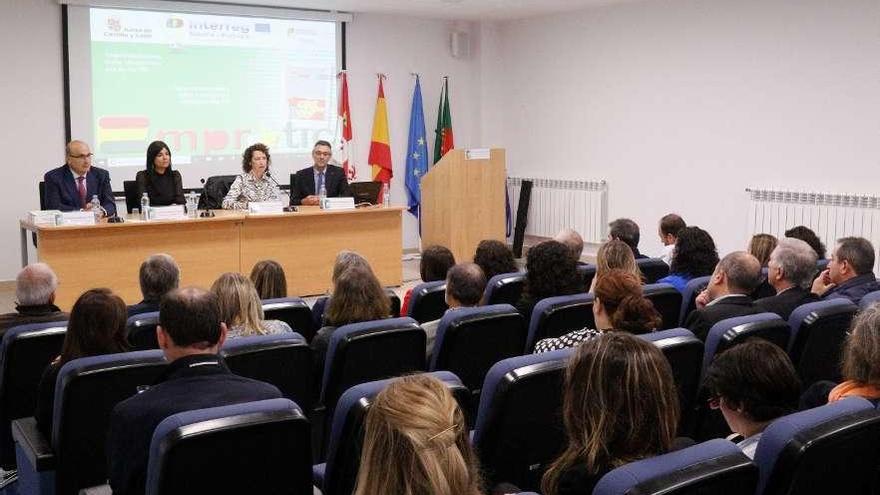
[
  {"left": 684, "top": 294, "right": 761, "bottom": 341},
  {"left": 43, "top": 164, "right": 117, "bottom": 216},
  {"left": 0, "top": 304, "right": 67, "bottom": 336},
  {"left": 755, "top": 287, "right": 819, "bottom": 321},
  {"left": 822, "top": 273, "right": 880, "bottom": 304},
  {"left": 126, "top": 300, "right": 160, "bottom": 319},
  {"left": 107, "top": 354, "right": 281, "bottom": 495},
  {"left": 289, "top": 164, "right": 351, "bottom": 206}
]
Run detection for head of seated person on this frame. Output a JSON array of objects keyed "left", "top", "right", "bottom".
[
  {"left": 705, "top": 251, "right": 762, "bottom": 301},
  {"left": 593, "top": 239, "right": 641, "bottom": 291},
  {"left": 608, "top": 218, "right": 643, "bottom": 258},
  {"left": 594, "top": 269, "right": 661, "bottom": 334},
  {"left": 325, "top": 266, "right": 390, "bottom": 327},
  {"left": 541, "top": 332, "right": 679, "bottom": 495},
  {"left": 658, "top": 213, "right": 686, "bottom": 247},
  {"left": 829, "top": 305, "right": 880, "bottom": 403},
  {"left": 420, "top": 245, "right": 456, "bottom": 283},
  {"left": 250, "top": 259, "right": 287, "bottom": 300},
  {"left": 748, "top": 234, "right": 778, "bottom": 268},
  {"left": 767, "top": 238, "right": 817, "bottom": 293},
  {"left": 145, "top": 140, "right": 172, "bottom": 176},
  {"left": 211, "top": 272, "right": 287, "bottom": 338},
  {"left": 828, "top": 237, "right": 876, "bottom": 286},
  {"left": 15, "top": 262, "right": 60, "bottom": 310},
  {"left": 354, "top": 374, "right": 483, "bottom": 495},
  {"left": 522, "top": 240, "right": 582, "bottom": 303},
  {"left": 157, "top": 287, "right": 227, "bottom": 361},
  {"left": 473, "top": 239, "right": 517, "bottom": 281},
  {"left": 785, "top": 225, "right": 827, "bottom": 260},
  {"left": 139, "top": 254, "right": 180, "bottom": 304},
  {"left": 58, "top": 288, "right": 129, "bottom": 366},
  {"left": 669, "top": 226, "right": 720, "bottom": 278},
  {"left": 445, "top": 263, "right": 486, "bottom": 309},
  {"left": 332, "top": 250, "right": 374, "bottom": 286},
  {"left": 554, "top": 228, "right": 585, "bottom": 264}
]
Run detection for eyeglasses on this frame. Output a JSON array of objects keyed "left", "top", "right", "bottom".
[
  {"left": 313, "top": 151, "right": 331, "bottom": 157},
  {"left": 69, "top": 153, "right": 93, "bottom": 159}
]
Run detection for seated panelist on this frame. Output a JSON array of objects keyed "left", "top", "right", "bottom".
[
  {"left": 222, "top": 143, "right": 282, "bottom": 210},
  {"left": 135, "top": 140, "right": 185, "bottom": 206},
  {"left": 43, "top": 140, "right": 116, "bottom": 217},
  {"left": 289, "top": 140, "right": 351, "bottom": 206}
]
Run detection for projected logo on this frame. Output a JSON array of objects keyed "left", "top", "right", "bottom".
[
  {"left": 288, "top": 98, "right": 326, "bottom": 120},
  {"left": 97, "top": 116, "right": 150, "bottom": 154},
  {"left": 166, "top": 18, "right": 184, "bottom": 29},
  {"left": 107, "top": 17, "right": 122, "bottom": 32}
]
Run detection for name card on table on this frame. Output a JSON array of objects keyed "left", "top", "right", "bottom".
[
  {"left": 149, "top": 205, "right": 187, "bottom": 221},
  {"left": 465, "top": 148, "right": 491, "bottom": 160},
  {"left": 321, "top": 197, "right": 356, "bottom": 210},
  {"left": 28, "top": 210, "right": 61, "bottom": 226},
  {"left": 60, "top": 211, "right": 96, "bottom": 226},
  {"left": 248, "top": 201, "right": 285, "bottom": 214}
]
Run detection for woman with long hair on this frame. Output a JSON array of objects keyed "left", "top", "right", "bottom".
[
  {"left": 249, "top": 259, "right": 288, "bottom": 300},
  {"left": 657, "top": 226, "right": 720, "bottom": 292},
  {"left": 589, "top": 239, "right": 642, "bottom": 292},
  {"left": 136, "top": 140, "right": 185, "bottom": 206},
  {"left": 748, "top": 234, "right": 778, "bottom": 268},
  {"left": 401, "top": 245, "right": 456, "bottom": 316},
  {"left": 210, "top": 272, "right": 292, "bottom": 338},
  {"left": 516, "top": 240, "right": 582, "bottom": 323}
]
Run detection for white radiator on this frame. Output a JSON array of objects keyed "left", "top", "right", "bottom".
[
  {"left": 746, "top": 188, "right": 880, "bottom": 272},
  {"left": 507, "top": 177, "right": 608, "bottom": 244}
]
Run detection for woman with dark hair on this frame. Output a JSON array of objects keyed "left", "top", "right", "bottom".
[
  {"left": 222, "top": 143, "right": 282, "bottom": 210},
  {"left": 785, "top": 225, "right": 826, "bottom": 260},
  {"left": 473, "top": 239, "right": 518, "bottom": 281},
  {"left": 34, "top": 288, "right": 129, "bottom": 440},
  {"left": 136, "top": 140, "right": 185, "bottom": 206},
  {"left": 541, "top": 332, "right": 680, "bottom": 495},
  {"left": 535, "top": 269, "right": 661, "bottom": 352},
  {"left": 657, "top": 226, "right": 720, "bottom": 292},
  {"left": 400, "top": 245, "right": 456, "bottom": 316},
  {"left": 250, "top": 260, "right": 287, "bottom": 300},
  {"left": 704, "top": 340, "right": 800, "bottom": 458},
  {"left": 516, "top": 240, "right": 582, "bottom": 323}
]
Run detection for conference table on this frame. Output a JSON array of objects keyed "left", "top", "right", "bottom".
[{"left": 20, "top": 206, "right": 404, "bottom": 310}]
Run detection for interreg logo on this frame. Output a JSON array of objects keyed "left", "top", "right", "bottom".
[
  {"left": 166, "top": 18, "right": 184, "bottom": 29},
  {"left": 189, "top": 20, "right": 251, "bottom": 35}
]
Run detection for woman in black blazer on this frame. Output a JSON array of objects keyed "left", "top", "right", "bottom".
[{"left": 135, "top": 140, "right": 185, "bottom": 205}]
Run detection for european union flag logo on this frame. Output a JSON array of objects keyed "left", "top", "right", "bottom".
[{"left": 405, "top": 77, "right": 428, "bottom": 223}]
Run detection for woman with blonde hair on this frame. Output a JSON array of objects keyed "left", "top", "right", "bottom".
[
  {"left": 590, "top": 239, "right": 642, "bottom": 292},
  {"left": 354, "top": 374, "right": 483, "bottom": 495},
  {"left": 210, "top": 272, "right": 292, "bottom": 338}
]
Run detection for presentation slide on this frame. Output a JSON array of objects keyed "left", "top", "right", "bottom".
[{"left": 68, "top": 6, "right": 340, "bottom": 189}]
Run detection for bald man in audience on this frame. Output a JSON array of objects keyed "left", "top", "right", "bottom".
[
  {"left": 685, "top": 252, "right": 762, "bottom": 341},
  {"left": 554, "top": 228, "right": 586, "bottom": 265},
  {"left": 0, "top": 263, "right": 67, "bottom": 335},
  {"left": 423, "top": 263, "right": 487, "bottom": 358},
  {"left": 811, "top": 237, "right": 880, "bottom": 304},
  {"left": 43, "top": 140, "right": 116, "bottom": 216},
  {"left": 755, "top": 238, "right": 819, "bottom": 320}
]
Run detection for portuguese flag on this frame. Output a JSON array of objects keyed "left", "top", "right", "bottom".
[
  {"left": 433, "top": 77, "right": 454, "bottom": 164},
  {"left": 369, "top": 76, "right": 393, "bottom": 183}
]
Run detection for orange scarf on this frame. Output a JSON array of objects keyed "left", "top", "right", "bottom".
[{"left": 828, "top": 381, "right": 880, "bottom": 403}]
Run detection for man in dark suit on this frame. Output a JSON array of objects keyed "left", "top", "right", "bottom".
[
  {"left": 685, "top": 251, "right": 762, "bottom": 341},
  {"left": 811, "top": 237, "right": 880, "bottom": 304},
  {"left": 127, "top": 254, "right": 180, "bottom": 318},
  {"left": 289, "top": 140, "right": 351, "bottom": 206},
  {"left": 608, "top": 218, "right": 649, "bottom": 259},
  {"left": 0, "top": 263, "right": 67, "bottom": 335},
  {"left": 755, "top": 238, "right": 820, "bottom": 319},
  {"left": 107, "top": 287, "right": 281, "bottom": 495},
  {"left": 43, "top": 140, "right": 116, "bottom": 216}
]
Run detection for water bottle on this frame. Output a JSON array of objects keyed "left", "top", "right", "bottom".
[
  {"left": 90, "top": 195, "right": 101, "bottom": 220},
  {"left": 319, "top": 182, "right": 327, "bottom": 208},
  {"left": 141, "top": 193, "right": 150, "bottom": 220},
  {"left": 382, "top": 182, "right": 390, "bottom": 207}
]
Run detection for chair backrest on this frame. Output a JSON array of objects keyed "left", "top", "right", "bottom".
[
  {"left": 483, "top": 272, "right": 526, "bottom": 306},
  {"left": 54, "top": 350, "right": 168, "bottom": 494},
  {"left": 701, "top": 313, "right": 790, "bottom": 380},
  {"left": 638, "top": 328, "right": 704, "bottom": 432},
  {"left": 593, "top": 439, "right": 758, "bottom": 495},
  {"left": 525, "top": 293, "right": 594, "bottom": 352},
  {"left": 312, "top": 290, "right": 401, "bottom": 331},
  {"left": 318, "top": 371, "right": 467, "bottom": 495},
  {"left": 123, "top": 180, "right": 139, "bottom": 214},
  {"left": 637, "top": 258, "right": 671, "bottom": 284},
  {"left": 815, "top": 258, "right": 829, "bottom": 272},
  {"left": 0, "top": 321, "right": 66, "bottom": 468},
  {"left": 126, "top": 311, "right": 160, "bottom": 350},
  {"left": 473, "top": 348, "right": 573, "bottom": 491},
  {"left": 576, "top": 264, "right": 597, "bottom": 291},
  {"left": 261, "top": 297, "right": 315, "bottom": 342},
  {"left": 145, "top": 398, "right": 311, "bottom": 495},
  {"left": 38, "top": 181, "right": 47, "bottom": 210},
  {"left": 643, "top": 283, "right": 683, "bottom": 330},
  {"left": 320, "top": 317, "right": 426, "bottom": 412},
  {"left": 197, "top": 174, "right": 236, "bottom": 209},
  {"left": 754, "top": 397, "right": 880, "bottom": 495},
  {"left": 221, "top": 333, "right": 313, "bottom": 414},
  {"left": 858, "top": 289, "right": 880, "bottom": 310},
  {"left": 407, "top": 281, "right": 449, "bottom": 323},
  {"left": 385, "top": 288, "right": 401, "bottom": 317},
  {"left": 679, "top": 275, "right": 711, "bottom": 326},
  {"left": 787, "top": 298, "right": 857, "bottom": 386}
]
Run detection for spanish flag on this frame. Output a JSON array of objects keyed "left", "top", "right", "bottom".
[{"left": 369, "top": 76, "right": 393, "bottom": 183}]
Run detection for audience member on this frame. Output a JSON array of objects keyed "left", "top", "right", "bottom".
[
  {"left": 400, "top": 245, "right": 456, "bottom": 316},
  {"left": 135, "top": 140, "right": 185, "bottom": 206},
  {"left": 755, "top": 238, "right": 819, "bottom": 319},
  {"left": 516, "top": 241, "right": 582, "bottom": 323},
  {"left": 608, "top": 218, "right": 648, "bottom": 259},
  {"left": 589, "top": 239, "right": 641, "bottom": 292},
  {"left": 249, "top": 259, "right": 287, "bottom": 299},
  {"left": 128, "top": 254, "right": 180, "bottom": 318},
  {"left": 785, "top": 225, "right": 827, "bottom": 260},
  {"left": 422, "top": 263, "right": 487, "bottom": 357},
  {"left": 35, "top": 288, "right": 128, "bottom": 440},
  {"left": 535, "top": 269, "right": 661, "bottom": 353},
  {"left": 684, "top": 252, "right": 762, "bottom": 341},
  {"left": 748, "top": 234, "right": 778, "bottom": 299},
  {"left": 825, "top": 304, "right": 880, "bottom": 404},
  {"left": 354, "top": 374, "right": 483, "bottom": 495},
  {"left": 0, "top": 263, "right": 67, "bottom": 335},
  {"left": 541, "top": 333, "right": 679, "bottom": 495},
  {"left": 210, "top": 272, "right": 292, "bottom": 338},
  {"left": 657, "top": 214, "right": 686, "bottom": 265},
  {"left": 554, "top": 228, "right": 586, "bottom": 264},
  {"left": 312, "top": 251, "right": 377, "bottom": 328},
  {"left": 811, "top": 237, "right": 880, "bottom": 304},
  {"left": 704, "top": 340, "right": 800, "bottom": 459},
  {"left": 657, "top": 226, "right": 720, "bottom": 292},
  {"left": 473, "top": 239, "right": 518, "bottom": 281},
  {"left": 107, "top": 288, "right": 282, "bottom": 495}
]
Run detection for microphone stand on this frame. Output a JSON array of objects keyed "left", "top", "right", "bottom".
[
  {"left": 199, "top": 178, "right": 215, "bottom": 218},
  {"left": 266, "top": 171, "right": 296, "bottom": 212}
]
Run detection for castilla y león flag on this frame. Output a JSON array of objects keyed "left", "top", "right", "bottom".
[
  {"left": 337, "top": 71, "right": 356, "bottom": 181},
  {"left": 369, "top": 76, "right": 392, "bottom": 183}
]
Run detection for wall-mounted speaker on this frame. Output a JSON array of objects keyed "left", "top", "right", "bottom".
[{"left": 450, "top": 31, "right": 470, "bottom": 59}]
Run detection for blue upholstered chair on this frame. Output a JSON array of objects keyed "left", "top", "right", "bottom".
[
  {"left": 787, "top": 298, "right": 857, "bottom": 386},
  {"left": 125, "top": 311, "right": 160, "bottom": 351},
  {"left": 643, "top": 283, "right": 683, "bottom": 330},
  {"left": 679, "top": 275, "right": 711, "bottom": 326},
  {"left": 525, "top": 293, "right": 594, "bottom": 352},
  {"left": 407, "top": 281, "right": 448, "bottom": 323},
  {"left": 858, "top": 289, "right": 880, "bottom": 310},
  {"left": 638, "top": 328, "right": 703, "bottom": 432},
  {"left": 261, "top": 297, "right": 315, "bottom": 341},
  {"left": 483, "top": 272, "right": 526, "bottom": 306},
  {"left": 637, "top": 257, "right": 671, "bottom": 284}
]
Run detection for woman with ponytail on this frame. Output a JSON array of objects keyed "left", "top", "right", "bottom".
[
  {"left": 534, "top": 269, "right": 662, "bottom": 353},
  {"left": 354, "top": 374, "right": 483, "bottom": 495}
]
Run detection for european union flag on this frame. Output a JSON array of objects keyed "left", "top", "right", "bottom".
[{"left": 405, "top": 77, "right": 428, "bottom": 222}]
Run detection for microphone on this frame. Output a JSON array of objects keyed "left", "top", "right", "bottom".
[
  {"left": 266, "top": 171, "right": 296, "bottom": 212},
  {"left": 199, "top": 178, "right": 215, "bottom": 218}
]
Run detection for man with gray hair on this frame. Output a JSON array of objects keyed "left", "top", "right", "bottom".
[
  {"left": 422, "top": 263, "right": 487, "bottom": 357},
  {"left": 0, "top": 263, "right": 67, "bottom": 335},
  {"left": 554, "top": 228, "right": 585, "bottom": 264},
  {"left": 128, "top": 253, "right": 180, "bottom": 318},
  {"left": 609, "top": 218, "right": 648, "bottom": 259},
  {"left": 685, "top": 251, "right": 762, "bottom": 341},
  {"left": 755, "top": 238, "right": 820, "bottom": 319}
]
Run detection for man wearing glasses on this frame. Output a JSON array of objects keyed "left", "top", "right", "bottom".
[
  {"left": 43, "top": 140, "right": 116, "bottom": 216},
  {"left": 289, "top": 140, "right": 351, "bottom": 206}
]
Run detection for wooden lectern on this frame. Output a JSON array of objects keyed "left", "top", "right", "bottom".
[{"left": 420, "top": 148, "right": 506, "bottom": 262}]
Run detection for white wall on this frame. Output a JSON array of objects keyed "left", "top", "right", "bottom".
[{"left": 488, "top": 0, "right": 880, "bottom": 257}]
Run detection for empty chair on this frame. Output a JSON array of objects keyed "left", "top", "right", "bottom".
[
  {"left": 261, "top": 297, "right": 315, "bottom": 341},
  {"left": 146, "top": 398, "right": 312, "bottom": 495},
  {"left": 679, "top": 275, "right": 711, "bottom": 326},
  {"left": 637, "top": 258, "right": 671, "bottom": 284},
  {"left": 0, "top": 322, "right": 66, "bottom": 469},
  {"left": 197, "top": 174, "right": 236, "bottom": 210},
  {"left": 220, "top": 333, "right": 313, "bottom": 414},
  {"left": 407, "top": 281, "right": 448, "bottom": 323},
  {"left": 593, "top": 438, "right": 758, "bottom": 495},
  {"left": 859, "top": 289, "right": 880, "bottom": 310},
  {"left": 639, "top": 328, "right": 704, "bottom": 432},
  {"left": 787, "top": 298, "right": 858, "bottom": 386},
  {"left": 643, "top": 283, "right": 683, "bottom": 330},
  {"left": 483, "top": 272, "right": 526, "bottom": 306},
  {"left": 122, "top": 180, "right": 139, "bottom": 214},
  {"left": 754, "top": 397, "right": 880, "bottom": 495},
  {"left": 126, "top": 311, "right": 159, "bottom": 350},
  {"left": 525, "top": 293, "right": 593, "bottom": 352},
  {"left": 576, "top": 264, "right": 597, "bottom": 291},
  {"left": 473, "top": 348, "right": 573, "bottom": 491}
]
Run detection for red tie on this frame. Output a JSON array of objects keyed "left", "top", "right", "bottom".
[{"left": 76, "top": 176, "right": 87, "bottom": 208}]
